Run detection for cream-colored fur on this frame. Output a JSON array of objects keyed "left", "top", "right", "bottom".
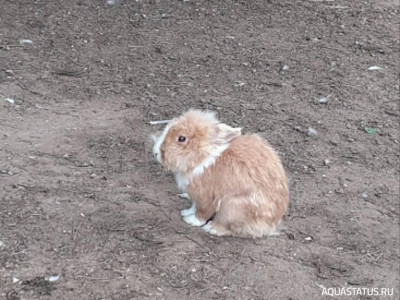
[{"left": 151, "top": 109, "right": 289, "bottom": 238}]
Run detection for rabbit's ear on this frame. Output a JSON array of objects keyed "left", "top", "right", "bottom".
[{"left": 216, "top": 123, "right": 242, "bottom": 144}]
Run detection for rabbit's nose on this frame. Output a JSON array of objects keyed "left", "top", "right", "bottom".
[{"left": 153, "top": 149, "right": 162, "bottom": 163}]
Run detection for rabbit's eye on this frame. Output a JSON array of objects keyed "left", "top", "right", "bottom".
[{"left": 178, "top": 136, "right": 186, "bottom": 143}]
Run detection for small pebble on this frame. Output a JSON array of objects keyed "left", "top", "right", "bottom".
[
  {"left": 335, "top": 188, "right": 345, "bottom": 194},
  {"left": 360, "top": 192, "right": 368, "bottom": 199},
  {"left": 19, "top": 39, "right": 33, "bottom": 45},
  {"left": 368, "top": 66, "right": 382, "bottom": 71},
  {"left": 106, "top": 0, "right": 115, "bottom": 5},
  {"left": 12, "top": 277, "right": 19, "bottom": 283},
  {"left": 330, "top": 138, "right": 339, "bottom": 146},
  {"left": 5, "top": 70, "right": 14, "bottom": 76},
  {"left": 5, "top": 98, "right": 15, "bottom": 105},
  {"left": 282, "top": 65, "right": 290, "bottom": 71},
  {"left": 257, "top": 126, "right": 266, "bottom": 132},
  {"left": 90, "top": 173, "right": 97, "bottom": 178},
  {"left": 307, "top": 127, "right": 317, "bottom": 136},
  {"left": 305, "top": 237, "right": 313, "bottom": 241},
  {"left": 0, "top": 169, "right": 13, "bottom": 175},
  {"left": 324, "top": 159, "right": 330, "bottom": 165},
  {"left": 45, "top": 274, "right": 60, "bottom": 282},
  {"left": 316, "top": 97, "right": 328, "bottom": 104},
  {"left": 149, "top": 112, "right": 158, "bottom": 117}
]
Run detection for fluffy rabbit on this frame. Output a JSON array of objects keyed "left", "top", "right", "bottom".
[{"left": 151, "top": 109, "right": 289, "bottom": 238}]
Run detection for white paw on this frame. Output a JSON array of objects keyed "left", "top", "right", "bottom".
[
  {"left": 202, "top": 223, "right": 218, "bottom": 235},
  {"left": 177, "top": 193, "right": 190, "bottom": 200},
  {"left": 183, "top": 214, "right": 206, "bottom": 227},
  {"left": 180, "top": 203, "right": 196, "bottom": 216}
]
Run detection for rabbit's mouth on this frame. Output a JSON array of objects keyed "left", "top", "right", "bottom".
[{"left": 152, "top": 141, "right": 163, "bottom": 164}]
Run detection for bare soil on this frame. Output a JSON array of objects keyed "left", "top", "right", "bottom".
[{"left": 0, "top": 0, "right": 399, "bottom": 299}]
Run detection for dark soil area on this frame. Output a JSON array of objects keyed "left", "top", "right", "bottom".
[{"left": 0, "top": 0, "right": 399, "bottom": 299}]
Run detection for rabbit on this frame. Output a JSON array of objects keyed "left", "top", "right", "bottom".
[{"left": 150, "top": 109, "right": 289, "bottom": 238}]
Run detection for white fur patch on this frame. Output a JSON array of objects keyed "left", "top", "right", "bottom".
[
  {"left": 183, "top": 214, "right": 205, "bottom": 226},
  {"left": 216, "top": 200, "right": 221, "bottom": 212},
  {"left": 250, "top": 193, "right": 260, "bottom": 207},
  {"left": 153, "top": 121, "right": 174, "bottom": 163},
  {"left": 175, "top": 172, "right": 189, "bottom": 192},
  {"left": 173, "top": 144, "right": 228, "bottom": 198},
  {"left": 202, "top": 223, "right": 218, "bottom": 235},
  {"left": 177, "top": 193, "right": 190, "bottom": 200},
  {"left": 172, "top": 145, "right": 228, "bottom": 197},
  {"left": 180, "top": 202, "right": 196, "bottom": 216},
  {"left": 191, "top": 144, "right": 229, "bottom": 178}
]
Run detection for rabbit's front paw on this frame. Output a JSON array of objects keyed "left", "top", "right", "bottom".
[
  {"left": 181, "top": 203, "right": 196, "bottom": 216},
  {"left": 183, "top": 214, "right": 206, "bottom": 227},
  {"left": 177, "top": 193, "right": 190, "bottom": 200}
]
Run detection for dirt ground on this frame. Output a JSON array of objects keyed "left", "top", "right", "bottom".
[{"left": 0, "top": 0, "right": 399, "bottom": 299}]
